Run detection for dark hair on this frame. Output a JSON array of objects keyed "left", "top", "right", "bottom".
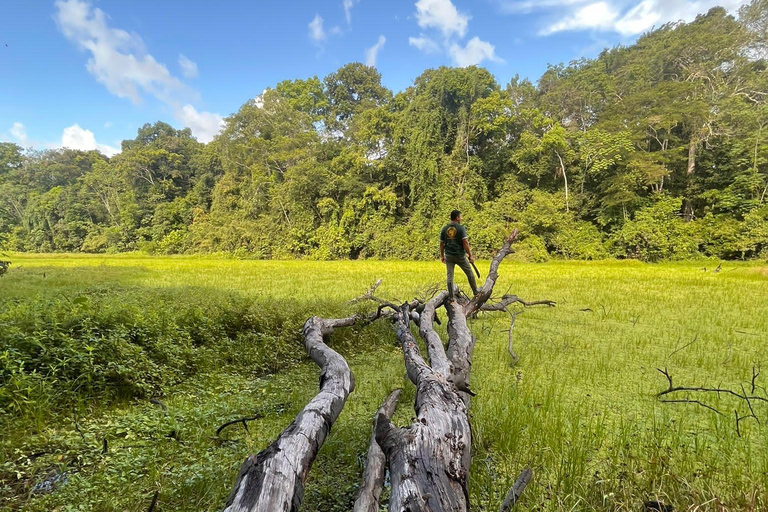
[{"left": 450, "top": 210, "right": 461, "bottom": 221}]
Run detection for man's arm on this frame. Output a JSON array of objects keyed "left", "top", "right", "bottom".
[
  {"left": 440, "top": 241, "right": 445, "bottom": 263},
  {"left": 462, "top": 238, "right": 474, "bottom": 263}
]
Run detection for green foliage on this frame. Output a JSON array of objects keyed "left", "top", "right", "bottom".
[
  {"left": 610, "top": 196, "right": 702, "bottom": 261},
  {"left": 3, "top": 255, "right": 767, "bottom": 511},
  {"left": 3, "top": 8, "right": 768, "bottom": 261}
]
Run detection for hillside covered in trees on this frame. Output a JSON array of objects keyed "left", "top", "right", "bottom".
[{"left": 1, "top": 4, "right": 767, "bottom": 261}]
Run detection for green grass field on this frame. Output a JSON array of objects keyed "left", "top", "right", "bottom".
[{"left": 2, "top": 254, "right": 768, "bottom": 511}]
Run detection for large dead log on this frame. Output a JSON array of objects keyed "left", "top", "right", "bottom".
[
  {"left": 375, "top": 303, "right": 472, "bottom": 511},
  {"left": 372, "top": 229, "right": 533, "bottom": 512},
  {"left": 222, "top": 315, "right": 358, "bottom": 512}
]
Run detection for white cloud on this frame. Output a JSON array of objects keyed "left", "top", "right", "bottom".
[
  {"left": 10, "top": 122, "right": 28, "bottom": 146},
  {"left": 54, "top": 0, "right": 221, "bottom": 143},
  {"left": 343, "top": 0, "right": 358, "bottom": 25},
  {"left": 541, "top": 2, "right": 620, "bottom": 35},
  {"left": 309, "top": 14, "right": 326, "bottom": 43},
  {"left": 55, "top": 0, "right": 191, "bottom": 105},
  {"left": 178, "top": 54, "right": 198, "bottom": 79},
  {"left": 538, "top": 0, "right": 752, "bottom": 36},
  {"left": 61, "top": 124, "right": 119, "bottom": 156},
  {"left": 498, "top": 0, "right": 591, "bottom": 14},
  {"left": 409, "top": 35, "right": 441, "bottom": 53},
  {"left": 365, "top": 35, "right": 386, "bottom": 66},
  {"left": 176, "top": 105, "right": 224, "bottom": 143},
  {"left": 414, "top": 0, "right": 470, "bottom": 38},
  {"left": 448, "top": 36, "right": 502, "bottom": 66}
]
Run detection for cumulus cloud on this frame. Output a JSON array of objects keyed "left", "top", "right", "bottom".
[
  {"left": 497, "top": 0, "right": 591, "bottom": 14},
  {"left": 541, "top": 2, "right": 620, "bottom": 34},
  {"left": 61, "top": 124, "right": 119, "bottom": 156},
  {"left": 309, "top": 14, "right": 326, "bottom": 43},
  {"left": 535, "top": 0, "right": 752, "bottom": 36},
  {"left": 175, "top": 105, "right": 224, "bottom": 143},
  {"left": 409, "top": 35, "right": 441, "bottom": 53},
  {"left": 178, "top": 54, "right": 198, "bottom": 79},
  {"left": 414, "top": 0, "right": 470, "bottom": 38},
  {"left": 409, "top": 0, "right": 500, "bottom": 66},
  {"left": 10, "top": 122, "right": 28, "bottom": 146},
  {"left": 54, "top": 0, "right": 222, "bottom": 143},
  {"left": 449, "top": 37, "right": 502, "bottom": 66},
  {"left": 365, "top": 35, "right": 386, "bottom": 66}
]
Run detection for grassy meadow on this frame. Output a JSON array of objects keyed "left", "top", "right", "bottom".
[{"left": 2, "top": 254, "right": 768, "bottom": 511}]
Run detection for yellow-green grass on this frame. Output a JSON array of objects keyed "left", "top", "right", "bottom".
[{"left": 2, "top": 254, "right": 767, "bottom": 511}]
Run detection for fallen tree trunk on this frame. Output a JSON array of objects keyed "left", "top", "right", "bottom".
[
  {"left": 222, "top": 315, "right": 358, "bottom": 512},
  {"left": 374, "top": 229, "right": 528, "bottom": 511},
  {"left": 222, "top": 229, "right": 549, "bottom": 511}
]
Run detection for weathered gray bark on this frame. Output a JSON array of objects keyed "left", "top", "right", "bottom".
[
  {"left": 354, "top": 389, "right": 403, "bottom": 512},
  {"left": 374, "top": 230, "right": 523, "bottom": 512},
  {"left": 222, "top": 315, "right": 357, "bottom": 512},
  {"left": 375, "top": 304, "right": 472, "bottom": 512}
]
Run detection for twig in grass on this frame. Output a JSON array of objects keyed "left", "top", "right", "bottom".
[
  {"left": 657, "top": 368, "right": 768, "bottom": 403},
  {"left": 659, "top": 399, "right": 723, "bottom": 415},
  {"left": 147, "top": 490, "right": 159, "bottom": 512},
  {"left": 216, "top": 413, "right": 264, "bottom": 437},
  {"left": 667, "top": 334, "right": 698, "bottom": 360},
  {"left": 504, "top": 310, "right": 521, "bottom": 366},
  {"left": 752, "top": 366, "right": 760, "bottom": 395},
  {"left": 498, "top": 467, "right": 532, "bottom": 511},
  {"left": 150, "top": 398, "right": 168, "bottom": 415},
  {"left": 73, "top": 413, "right": 86, "bottom": 443}
]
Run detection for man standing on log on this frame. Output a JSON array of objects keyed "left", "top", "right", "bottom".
[{"left": 440, "top": 209, "right": 478, "bottom": 300}]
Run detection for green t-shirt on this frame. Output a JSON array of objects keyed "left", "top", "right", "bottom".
[{"left": 440, "top": 222, "right": 468, "bottom": 256}]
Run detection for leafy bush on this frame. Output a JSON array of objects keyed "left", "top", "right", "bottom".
[
  {"left": 610, "top": 196, "right": 701, "bottom": 261},
  {"left": 0, "top": 288, "right": 336, "bottom": 417}
]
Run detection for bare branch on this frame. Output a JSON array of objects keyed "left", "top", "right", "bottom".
[
  {"left": 354, "top": 389, "right": 402, "bottom": 512},
  {"left": 499, "top": 467, "right": 533, "bottom": 512}
]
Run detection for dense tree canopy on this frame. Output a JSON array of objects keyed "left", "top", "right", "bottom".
[{"left": 2, "top": 4, "right": 767, "bottom": 261}]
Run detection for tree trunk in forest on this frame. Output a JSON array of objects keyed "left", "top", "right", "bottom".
[
  {"left": 687, "top": 138, "right": 697, "bottom": 175},
  {"left": 556, "top": 151, "right": 569, "bottom": 212}
]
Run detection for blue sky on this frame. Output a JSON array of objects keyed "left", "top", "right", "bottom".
[{"left": 0, "top": 0, "right": 752, "bottom": 155}]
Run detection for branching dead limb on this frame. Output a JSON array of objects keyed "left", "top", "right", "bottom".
[
  {"left": 657, "top": 368, "right": 768, "bottom": 404},
  {"left": 656, "top": 367, "right": 767, "bottom": 436},
  {"left": 353, "top": 389, "right": 402, "bottom": 512},
  {"left": 480, "top": 295, "right": 556, "bottom": 312},
  {"left": 216, "top": 414, "right": 264, "bottom": 437}
]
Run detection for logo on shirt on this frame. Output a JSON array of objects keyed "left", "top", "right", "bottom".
[{"left": 446, "top": 226, "right": 457, "bottom": 239}]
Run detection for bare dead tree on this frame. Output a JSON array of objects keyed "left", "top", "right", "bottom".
[
  {"left": 656, "top": 367, "right": 767, "bottom": 435},
  {"left": 222, "top": 230, "right": 548, "bottom": 511},
  {"left": 371, "top": 229, "right": 542, "bottom": 511}
]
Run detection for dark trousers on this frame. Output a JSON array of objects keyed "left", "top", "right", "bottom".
[{"left": 446, "top": 254, "right": 478, "bottom": 297}]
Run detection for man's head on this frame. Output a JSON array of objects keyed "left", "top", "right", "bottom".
[{"left": 450, "top": 210, "right": 461, "bottom": 223}]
